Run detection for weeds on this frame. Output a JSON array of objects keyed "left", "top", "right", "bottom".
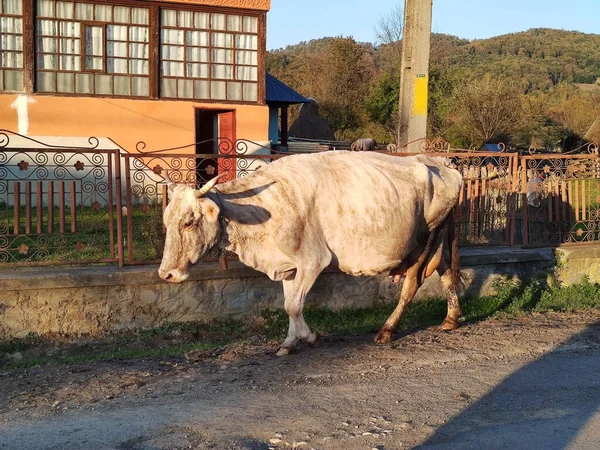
[{"left": 2, "top": 277, "right": 600, "bottom": 370}]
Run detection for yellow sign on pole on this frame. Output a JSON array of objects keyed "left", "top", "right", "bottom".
[{"left": 413, "top": 75, "right": 429, "bottom": 116}]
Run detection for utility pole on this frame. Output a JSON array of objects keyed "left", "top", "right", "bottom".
[{"left": 397, "top": 0, "right": 432, "bottom": 152}]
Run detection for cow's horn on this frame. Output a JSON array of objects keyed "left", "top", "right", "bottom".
[
  {"left": 195, "top": 173, "right": 227, "bottom": 198},
  {"left": 164, "top": 171, "right": 177, "bottom": 192}
]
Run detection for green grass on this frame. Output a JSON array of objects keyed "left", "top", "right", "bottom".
[
  {"left": 2, "top": 277, "right": 600, "bottom": 370},
  {"left": 0, "top": 204, "right": 163, "bottom": 264}
]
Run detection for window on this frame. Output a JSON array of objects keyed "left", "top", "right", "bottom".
[
  {"left": 35, "top": 0, "right": 150, "bottom": 97},
  {"left": 160, "top": 9, "right": 259, "bottom": 102},
  {"left": 0, "top": 0, "right": 24, "bottom": 92}
]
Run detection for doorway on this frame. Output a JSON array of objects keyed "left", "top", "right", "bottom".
[{"left": 194, "top": 109, "right": 236, "bottom": 187}]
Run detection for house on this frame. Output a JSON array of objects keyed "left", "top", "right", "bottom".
[{"left": 0, "top": 0, "right": 272, "bottom": 153}]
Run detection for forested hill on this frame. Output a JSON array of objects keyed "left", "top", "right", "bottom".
[
  {"left": 266, "top": 29, "right": 600, "bottom": 148},
  {"left": 269, "top": 29, "right": 600, "bottom": 93}
]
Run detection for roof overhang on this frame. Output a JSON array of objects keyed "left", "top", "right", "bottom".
[
  {"left": 266, "top": 73, "right": 309, "bottom": 106},
  {"left": 155, "top": 0, "right": 270, "bottom": 11}
]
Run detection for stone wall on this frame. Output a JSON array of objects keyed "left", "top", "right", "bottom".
[{"left": 0, "top": 245, "right": 596, "bottom": 339}]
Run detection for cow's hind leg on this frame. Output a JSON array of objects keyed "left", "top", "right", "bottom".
[
  {"left": 375, "top": 268, "right": 422, "bottom": 344},
  {"left": 437, "top": 259, "right": 462, "bottom": 331},
  {"left": 439, "top": 208, "right": 462, "bottom": 331},
  {"left": 276, "top": 266, "right": 324, "bottom": 356}
]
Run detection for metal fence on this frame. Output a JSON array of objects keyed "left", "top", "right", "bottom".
[{"left": 1, "top": 130, "right": 599, "bottom": 268}]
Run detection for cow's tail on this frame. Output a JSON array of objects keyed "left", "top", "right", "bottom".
[{"left": 447, "top": 206, "right": 464, "bottom": 291}]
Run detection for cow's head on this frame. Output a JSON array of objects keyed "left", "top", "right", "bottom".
[{"left": 158, "top": 175, "right": 225, "bottom": 283}]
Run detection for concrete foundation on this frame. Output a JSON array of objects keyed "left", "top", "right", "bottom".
[{"left": 0, "top": 246, "right": 596, "bottom": 339}]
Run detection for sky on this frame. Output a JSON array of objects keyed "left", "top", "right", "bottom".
[{"left": 266, "top": 0, "right": 600, "bottom": 50}]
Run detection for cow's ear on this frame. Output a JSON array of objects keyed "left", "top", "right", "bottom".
[{"left": 199, "top": 198, "right": 220, "bottom": 223}]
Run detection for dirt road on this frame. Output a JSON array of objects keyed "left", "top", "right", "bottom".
[{"left": 2, "top": 310, "right": 600, "bottom": 450}]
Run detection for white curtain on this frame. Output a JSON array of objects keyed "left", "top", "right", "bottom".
[
  {"left": 211, "top": 13, "right": 226, "bottom": 30},
  {"left": 186, "top": 30, "right": 208, "bottom": 47},
  {"left": 194, "top": 12, "right": 209, "bottom": 29},
  {"left": 236, "top": 50, "right": 257, "bottom": 66},
  {"left": 212, "top": 32, "right": 233, "bottom": 48},
  {"left": 131, "top": 76, "right": 148, "bottom": 96},
  {"left": 130, "top": 26, "right": 148, "bottom": 43},
  {"left": 84, "top": 25, "right": 102, "bottom": 70},
  {"left": 94, "top": 4, "right": 111, "bottom": 21},
  {"left": 242, "top": 16, "right": 258, "bottom": 33},
  {"left": 162, "top": 61, "right": 183, "bottom": 77},
  {"left": 211, "top": 80, "right": 226, "bottom": 100},
  {"left": 37, "top": 0, "right": 53, "bottom": 17},
  {"left": 36, "top": 20, "right": 57, "bottom": 69},
  {"left": 177, "top": 79, "right": 192, "bottom": 98},
  {"left": 75, "top": 73, "right": 92, "bottom": 93},
  {"left": 236, "top": 66, "right": 256, "bottom": 81},
  {"left": 186, "top": 62, "right": 207, "bottom": 78},
  {"left": 227, "top": 15, "right": 241, "bottom": 32},
  {"left": 236, "top": 34, "right": 257, "bottom": 50},
  {"left": 107, "top": 24, "right": 127, "bottom": 41},
  {"left": 4, "top": 0, "right": 23, "bottom": 14},
  {"left": 178, "top": 10, "right": 192, "bottom": 28},
  {"left": 74, "top": 3, "right": 92, "bottom": 21},
  {"left": 130, "top": 59, "right": 148, "bottom": 75},
  {"left": 56, "top": 2, "right": 73, "bottom": 19},
  {"left": 212, "top": 64, "right": 232, "bottom": 80},
  {"left": 56, "top": 72, "right": 74, "bottom": 92},
  {"left": 161, "top": 78, "right": 176, "bottom": 97},
  {"left": 113, "top": 6, "right": 129, "bottom": 23},
  {"left": 162, "top": 28, "right": 183, "bottom": 45},
  {"left": 227, "top": 81, "right": 241, "bottom": 100},
  {"left": 161, "top": 9, "right": 176, "bottom": 27},
  {"left": 131, "top": 8, "right": 148, "bottom": 25},
  {"left": 194, "top": 79, "right": 209, "bottom": 99},
  {"left": 212, "top": 48, "right": 232, "bottom": 64},
  {"left": 114, "top": 75, "right": 129, "bottom": 95},
  {"left": 1, "top": 16, "right": 23, "bottom": 34},
  {"left": 187, "top": 46, "right": 209, "bottom": 63},
  {"left": 243, "top": 82, "right": 257, "bottom": 102}
]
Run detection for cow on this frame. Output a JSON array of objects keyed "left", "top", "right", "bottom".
[
  {"left": 158, "top": 151, "right": 463, "bottom": 356},
  {"left": 351, "top": 138, "right": 378, "bottom": 152}
]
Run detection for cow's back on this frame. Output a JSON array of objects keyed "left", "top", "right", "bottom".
[{"left": 216, "top": 152, "right": 461, "bottom": 277}]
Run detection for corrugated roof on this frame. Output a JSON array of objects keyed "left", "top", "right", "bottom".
[{"left": 266, "top": 73, "right": 309, "bottom": 105}]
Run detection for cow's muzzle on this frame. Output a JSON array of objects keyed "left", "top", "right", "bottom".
[{"left": 158, "top": 268, "right": 189, "bottom": 283}]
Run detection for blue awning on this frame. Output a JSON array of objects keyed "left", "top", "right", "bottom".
[{"left": 266, "top": 73, "right": 309, "bottom": 105}]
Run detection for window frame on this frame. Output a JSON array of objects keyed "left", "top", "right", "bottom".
[
  {"left": 81, "top": 21, "right": 106, "bottom": 73},
  {"left": 12, "top": 0, "right": 266, "bottom": 104},
  {"left": 0, "top": 0, "right": 26, "bottom": 92}
]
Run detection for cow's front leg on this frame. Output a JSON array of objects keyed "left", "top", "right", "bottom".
[{"left": 276, "top": 270, "right": 321, "bottom": 356}]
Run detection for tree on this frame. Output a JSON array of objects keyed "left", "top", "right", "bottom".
[
  {"left": 451, "top": 75, "right": 525, "bottom": 147},
  {"left": 374, "top": 3, "right": 403, "bottom": 61}
]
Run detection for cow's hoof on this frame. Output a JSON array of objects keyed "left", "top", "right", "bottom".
[
  {"left": 375, "top": 329, "right": 394, "bottom": 344},
  {"left": 275, "top": 346, "right": 295, "bottom": 357},
  {"left": 307, "top": 332, "right": 320, "bottom": 347},
  {"left": 441, "top": 317, "right": 459, "bottom": 331}
]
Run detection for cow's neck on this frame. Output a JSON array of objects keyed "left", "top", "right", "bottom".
[{"left": 207, "top": 191, "right": 238, "bottom": 255}]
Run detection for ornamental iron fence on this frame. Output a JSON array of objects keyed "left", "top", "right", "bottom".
[{"left": 1, "top": 131, "right": 599, "bottom": 268}]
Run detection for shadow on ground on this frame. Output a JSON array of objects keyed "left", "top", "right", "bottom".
[{"left": 416, "top": 320, "right": 600, "bottom": 450}]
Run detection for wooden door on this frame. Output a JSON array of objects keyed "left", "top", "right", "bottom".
[{"left": 217, "top": 111, "right": 236, "bottom": 181}]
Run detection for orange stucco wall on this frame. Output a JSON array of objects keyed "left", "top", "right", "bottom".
[{"left": 0, "top": 94, "right": 269, "bottom": 152}]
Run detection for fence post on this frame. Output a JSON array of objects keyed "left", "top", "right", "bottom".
[
  {"left": 125, "top": 156, "right": 133, "bottom": 264},
  {"left": 47, "top": 181, "right": 54, "bottom": 234},
  {"left": 115, "top": 151, "right": 125, "bottom": 267},
  {"left": 36, "top": 181, "right": 43, "bottom": 233},
  {"left": 13, "top": 182, "right": 20, "bottom": 235},
  {"left": 521, "top": 157, "right": 529, "bottom": 246}
]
